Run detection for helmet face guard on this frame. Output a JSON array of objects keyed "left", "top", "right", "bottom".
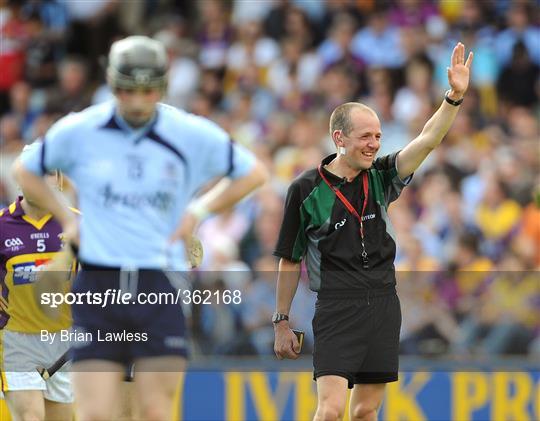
[{"left": 107, "top": 36, "right": 168, "bottom": 91}]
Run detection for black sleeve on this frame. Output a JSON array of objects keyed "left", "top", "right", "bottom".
[
  {"left": 373, "top": 151, "right": 412, "bottom": 205},
  {"left": 273, "top": 180, "right": 308, "bottom": 263}
]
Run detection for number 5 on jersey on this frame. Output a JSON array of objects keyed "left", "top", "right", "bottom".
[{"left": 37, "top": 239, "right": 46, "bottom": 252}]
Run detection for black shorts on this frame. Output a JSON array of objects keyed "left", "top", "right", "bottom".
[
  {"left": 70, "top": 264, "right": 188, "bottom": 365},
  {"left": 312, "top": 287, "right": 401, "bottom": 389}
]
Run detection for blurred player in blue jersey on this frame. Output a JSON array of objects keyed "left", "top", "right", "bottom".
[
  {"left": 1, "top": 145, "right": 77, "bottom": 421},
  {"left": 13, "top": 35, "right": 267, "bottom": 420}
]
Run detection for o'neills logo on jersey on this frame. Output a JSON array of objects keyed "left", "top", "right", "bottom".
[
  {"left": 5, "top": 237, "right": 24, "bottom": 247},
  {"left": 30, "top": 233, "right": 49, "bottom": 240},
  {"left": 361, "top": 213, "right": 376, "bottom": 222},
  {"left": 335, "top": 218, "right": 347, "bottom": 230}
]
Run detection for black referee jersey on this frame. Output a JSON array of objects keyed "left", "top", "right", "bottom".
[{"left": 274, "top": 151, "right": 411, "bottom": 294}]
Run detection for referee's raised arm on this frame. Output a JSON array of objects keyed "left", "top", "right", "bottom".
[{"left": 396, "top": 42, "right": 474, "bottom": 179}]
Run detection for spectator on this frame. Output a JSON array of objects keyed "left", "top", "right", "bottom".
[
  {"left": 398, "top": 272, "right": 460, "bottom": 356},
  {"left": 497, "top": 41, "right": 540, "bottom": 107},
  {"left": 350, "top": 6, "right": 406, "bottom": 68},
  {"left": 22, "top": 0, "right": 68, "bottom": 42},
  {"left": 495, "top": 3, "right": 540, "bottom": 67},
  {"left": 64, "top": 0, "right": 120, "bottom": 79},
  {"left": 23, "top": 9, "right": 59, "bottom": 89},
  {"left": 454, "top": 253, "right": 538, "bottom": 355},
  {"left": 316, "top": 13, "right": 359, "bottom": 70},
  {"left": 196, "top": 0, "right": 233, "bottom": 69},
  {"left": 267, "top": 37, "right": 322, "bottom": 99},
  {"left": 225, "top": 63, "right": 277, "bottom": 122},
  {"left": 263, "top": 0, "right": 291, "bottom": 41},
  {"left": 450, "top": 233, "right": 493, "bottom": 321},
  {"left": 389, "top": 0, "right": 439, "bottom": 28},
  {"left": 475, "top": 177, "right": 522, "bottom": 260},
  {"left": 281, "top": 6, "right": 317, "bottom": 49},
  {"left": 392, "top": 55, "right": 435, "bottom": 124},
  {"left": 45, "top": 56, "right": 92, "bottom": 113},
  {"left": 0, "top": 0, "right": 29, "bottom": 114},
  {"left": 513, "top": 183, "right": 540, "bottom": 268},
  {"left": 240, "top": 187, "right": 284, "bottom": 268},
  {"left": 226, "top": 20, "right": 280, "bottom": 74},
  {"left": 318, "top": 0, "right": 364, "bottom": 35},
  {"left": 8, "top": 81, "right": 38, "bottom": 142},
  {"left": 316, "top": 62, "right": 359, "bottom": 112},
  {"left": 154, "top": 28, "right": 200, "bottom": 110},
  {"left": 242, "top": 255, "right": 280, "bottom": 355},
  {"left": 0, "top": 114, "right": 25, "bottom": 200},
  {"left": 198, "top": 208, "right": 251, "bottom": 270}
]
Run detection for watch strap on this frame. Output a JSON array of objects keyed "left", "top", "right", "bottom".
[
  {"left": 272, "top": 313, "right": 289, "bottom": 323},
  {"left": 444, "top": 90, "right": 464, "bottom": 106}
]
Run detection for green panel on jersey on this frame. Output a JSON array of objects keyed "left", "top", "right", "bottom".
[
  {"left": 291, "top": 181, "right": 336, "bottom": 262},
  {"left": 368, "top": 169, "right": 387, "bottom": 209}
]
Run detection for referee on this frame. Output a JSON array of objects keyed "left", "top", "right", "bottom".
[{"left": 273, "top": 42, "right": 473, "bottom": 420}]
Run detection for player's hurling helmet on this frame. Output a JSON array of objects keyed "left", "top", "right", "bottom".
[{"left": 107, "top": 36, "right": 168, "bottom": 90}]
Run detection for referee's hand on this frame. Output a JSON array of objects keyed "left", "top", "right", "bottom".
[{"left": 274, "top": 322, "right": 301, "bottom": 360}]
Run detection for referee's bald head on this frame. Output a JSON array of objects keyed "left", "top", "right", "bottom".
[{"left": 329, "top": 102, "right": 378, "bottom": 137}]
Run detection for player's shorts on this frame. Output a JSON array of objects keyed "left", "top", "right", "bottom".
[
  {"left": 70, "top": 263, "right": 188, "bottom": 365},
  {"left": 0, "top": 330, "right": 73, "bottom": 403},
  {"left": 312, "top": 286, "right": 401, "bottom": 389}
]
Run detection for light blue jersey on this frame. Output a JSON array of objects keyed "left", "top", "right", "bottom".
[{"left": 21, "top": 101, "right": 256, "bottom": 269}]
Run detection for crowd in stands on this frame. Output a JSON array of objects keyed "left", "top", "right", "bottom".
[{"left": 1, "top": 0, "right": 538, "bottom": 359}]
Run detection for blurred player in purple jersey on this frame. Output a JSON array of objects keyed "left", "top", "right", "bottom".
[{"left": 0, "top": 145, "right": 77, "bottom": 421}]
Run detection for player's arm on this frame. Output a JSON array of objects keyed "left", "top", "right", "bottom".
[
  {"left": 397, "top": 42, "right": 473, "bottom": 179},
  {"left": 274, "top": 258, "right": 302, "bottom": 360},
  {"left": 12, "top": 121, "right": 79, "bottom": 246},
  {"left": 169, "top": 160, "right": 268, "bottom": 244},
  {"left": 188, "top": 160, "right": 268, "bottom": 216},
  {"left": 12, "top": 162, "right": 76, "bottom": 232}
]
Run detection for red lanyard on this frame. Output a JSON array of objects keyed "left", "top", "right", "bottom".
[{"left": 318, "top": 164, "right": 370, "bottom": 268}]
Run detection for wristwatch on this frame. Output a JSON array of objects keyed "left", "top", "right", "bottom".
[
  {"left": 444, "top": 90, "right": 464, "bottom": 106},
  {"left": 272, "top": 312, "right": 289, "bottom": 324}
]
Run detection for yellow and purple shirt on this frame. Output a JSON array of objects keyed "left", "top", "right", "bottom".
[{"left": 0, "top": 197, "right": 76, "bottom": 333}]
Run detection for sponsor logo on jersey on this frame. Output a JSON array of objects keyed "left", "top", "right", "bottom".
[
  {"left": 361, "top": 213, "right": 376, "bottom": 221},
  {"left": 12, "top": 259, "right": 51, "bottom": 285},
  {"left": 99, "top": 183, "right": 174, "bottom": 213}
]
